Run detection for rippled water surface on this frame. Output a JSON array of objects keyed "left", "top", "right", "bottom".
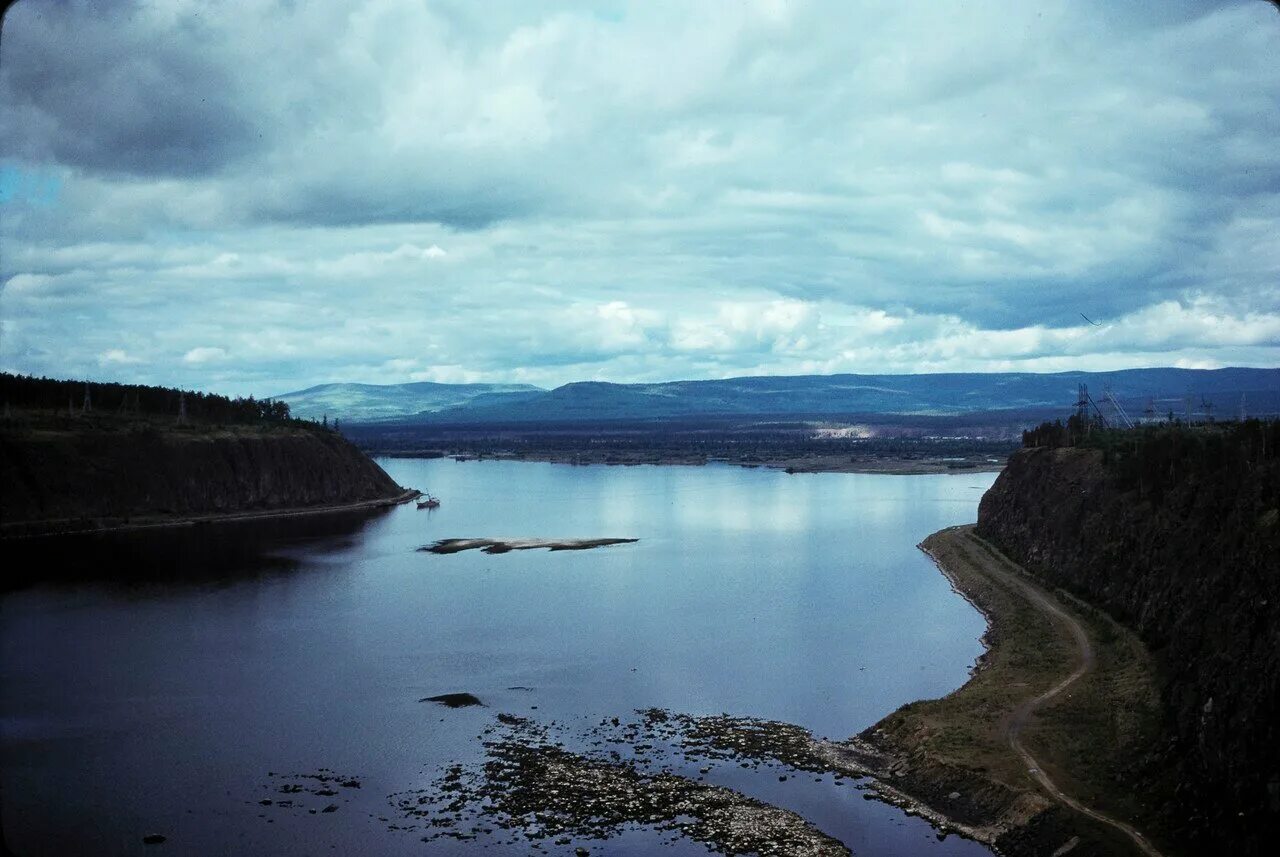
[{"left": 2, "top": 459, "right": 998, "bottom": 856}]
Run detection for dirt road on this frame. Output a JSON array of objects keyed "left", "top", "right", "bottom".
[{"left": 967, "top": 531, "right": 1165, "bottom": 857}]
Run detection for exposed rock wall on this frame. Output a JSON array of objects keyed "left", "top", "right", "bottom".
[
  {"left": 977, "top": 446, "right": 1280, "bottom": 852},
  {"left": 1, "top": 425, "right": 404, "bottom": 531}
]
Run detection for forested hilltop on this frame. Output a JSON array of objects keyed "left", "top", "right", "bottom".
[
  {"left": 1, "top": 373, "right": 407, "bottom": 539},
  {"left": 1, "top": 372, "right": 296, "bottom": 426},
  {"left": 1023, "top": 413, "right": 1279, "bottom": 502},
  {"left": 978, "top": 416, "right": 1280, "bottom": 853}
]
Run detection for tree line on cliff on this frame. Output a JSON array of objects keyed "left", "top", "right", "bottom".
[
  {"left": 1, "top": 372, "right": 298, "bottom": 426},
  {"left": 1022, "top": 414, "right": 1280, "bottom": 505}
]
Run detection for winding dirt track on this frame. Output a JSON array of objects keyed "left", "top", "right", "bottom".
[{"left": 969, "top": 533, "right": 1165, "bottom": 857}]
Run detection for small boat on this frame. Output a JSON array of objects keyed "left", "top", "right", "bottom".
[{"left": 417, "top": 494, "right": 441, "bottom": 509}]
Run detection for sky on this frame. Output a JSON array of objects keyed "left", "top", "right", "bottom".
[{"left": 1, "top": 0, "right": 1278, "bottom": 397}]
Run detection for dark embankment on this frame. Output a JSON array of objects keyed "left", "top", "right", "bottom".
[
  {"left": 976, "top": 421, "right": 1280, "bottom": 853},
  {"left": 1, "top": 423, "right": 407, "bottom": 537},
  {"left": 1, "top": 373, "right": 409, "bottom": 538}
]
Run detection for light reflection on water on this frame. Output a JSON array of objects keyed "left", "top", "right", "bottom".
[{"left": 1, "top": 459, "right": 996, "bottom": 856}]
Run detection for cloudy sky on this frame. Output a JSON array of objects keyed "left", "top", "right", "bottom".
[{"left": 1, "top": 0, "right": 1278, "bottom": 396}]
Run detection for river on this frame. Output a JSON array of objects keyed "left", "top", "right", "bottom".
[{"left": 2, "top": 459, "right": 997, "bottom": 856}]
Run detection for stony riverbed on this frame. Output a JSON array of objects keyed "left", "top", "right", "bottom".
[{"left": 395, "top": 711, "right": 853, "bottom": 855}]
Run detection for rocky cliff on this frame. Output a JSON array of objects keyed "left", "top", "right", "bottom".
[
  {"left": 1, "top": 424, "right": 406, "bottom": 534},
  {"left": 977, "top": 444, "right": 1279, "bottom": 853}
]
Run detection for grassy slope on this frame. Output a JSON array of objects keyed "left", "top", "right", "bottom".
[{"left": 864, "top": 526, "right": 1172, "bottom": 855}]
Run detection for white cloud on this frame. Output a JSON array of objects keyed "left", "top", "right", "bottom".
[
  {"left": 98, "top": 349, "right": 142, "bottom": 365},
  {"left": 182, "top": 347, "right": 229, "bottom": 365},
  {"left": 2, "top": 273, "right": 54, "bottom": 294}
]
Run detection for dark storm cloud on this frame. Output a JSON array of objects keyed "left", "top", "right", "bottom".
[
  {"left": 1, "top": 0, "right": 262, "bottom": 176},
  {"left": 255, "top": 177, "right": 539, "bottom": 231}
]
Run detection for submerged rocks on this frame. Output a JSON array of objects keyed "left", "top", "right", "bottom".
[
  {"left": 400, "top": 715, "right": 850, "bottom": 856},
  {"left": 251, "top": 769, "right": 364, "bottom": 817},
  {"left": 243, "top": 709, "right": 965, "bottom": 852}
]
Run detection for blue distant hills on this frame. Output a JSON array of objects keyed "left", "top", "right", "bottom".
[
  {"left": 278, "top": 368, "right": 1279, "bottom": 425},
  {"left": 274, "top": 381, "right": 542, "bottom": 422}
]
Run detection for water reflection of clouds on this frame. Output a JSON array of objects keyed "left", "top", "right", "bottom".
[
  {"left": 6, "top": 457, "right": 1002, "bottom": 857},
  {"left": 667, "top": 470, "right": 812, "bottom": 534}
]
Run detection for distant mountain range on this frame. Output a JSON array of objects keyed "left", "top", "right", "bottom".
[
  {"left": 275, "top": 381, "right": 542, "bottom": 422},
  {"left": 277, "top": 368, "right": 1280, "bottom": 425}
]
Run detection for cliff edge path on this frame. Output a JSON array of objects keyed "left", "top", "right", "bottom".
[{"left": 965, "top": 528, "right": 1164, "bottom": 857}]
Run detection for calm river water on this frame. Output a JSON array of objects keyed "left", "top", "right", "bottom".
[{"left": 2, "top": 459, "right": 997, "bottom": 856}]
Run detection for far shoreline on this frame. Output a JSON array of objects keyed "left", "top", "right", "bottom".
[{"left": 372, "top": 449, "right": 1007, "bottom": 476}]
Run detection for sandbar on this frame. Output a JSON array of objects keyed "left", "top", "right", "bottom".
[{"left": 421, "top": 537, "right": 638, "bottom": 555}]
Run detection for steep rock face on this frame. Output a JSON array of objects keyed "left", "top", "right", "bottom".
[
  {"left": 977, "top": 447, "right": 1279, "bottom": 852},
  {"left": 1, "top": 426, "right": 404, "bottom": 529}
]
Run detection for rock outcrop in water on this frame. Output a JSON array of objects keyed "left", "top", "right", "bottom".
[
  {"left": 976, "top": 442, "right": 1280, "bottom": 854},
  {"left": 1, "top": 423, "right": 406, "bottom": 535}
]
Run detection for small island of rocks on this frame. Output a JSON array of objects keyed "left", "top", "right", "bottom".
[{"left": 420, "top": 538, "right": 639, "bottom": 555}]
